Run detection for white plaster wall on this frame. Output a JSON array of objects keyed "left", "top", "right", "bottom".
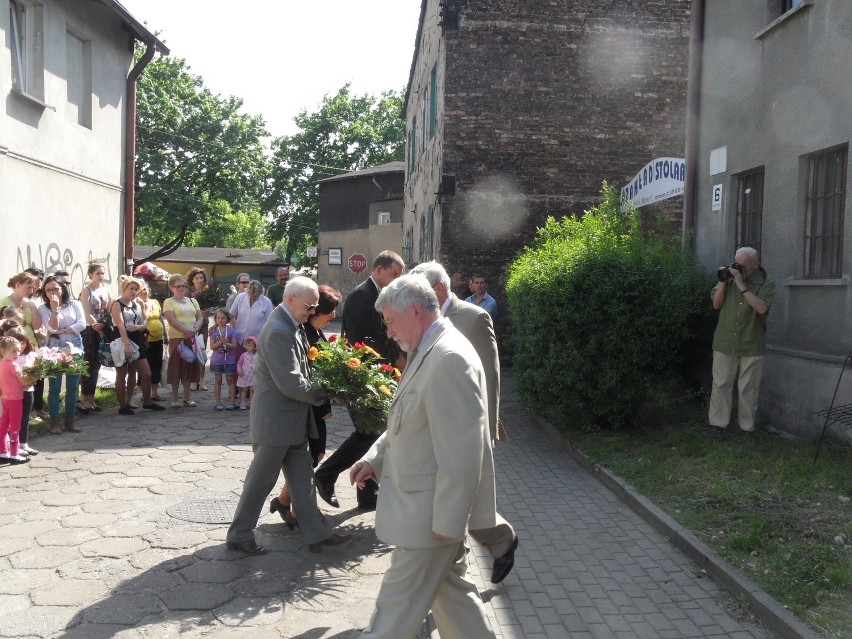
[{"left": 1, "top": 0, "right": 132, "bottom": 296}]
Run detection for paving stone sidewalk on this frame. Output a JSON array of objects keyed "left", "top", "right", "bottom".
[{"left": 0, "top": 368, "right": 779, "bottom": 639}]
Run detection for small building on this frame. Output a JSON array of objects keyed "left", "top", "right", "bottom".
[
  {"left": 687, "top": 0, "right": 852, "bottom": 442},
  {"left": 403, "top": 0, "right": 691, "bottom": 325},
  {"left": 133, "top": 245, "right": 287, "bottom": 301},
  {"left": 1, "top": 0, "right": 167, "bottom": 294},
  {"left": 317, "top": 162, "right": 404, "bottom": 296}
]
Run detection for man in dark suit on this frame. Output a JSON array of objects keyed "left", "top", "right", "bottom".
[
  {"left": 315, "top": 250, "right": 404, "bottom": 510},
  {"left": 226, "top": 276, "right": 351, "bottom": 555},
  {"left": 410, "top": 261, "right": 518, "bottom": 583}
]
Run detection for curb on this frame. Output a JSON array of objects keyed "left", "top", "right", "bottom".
[{"left": 530, "top": 414, "right": 821, "bottom": 639}]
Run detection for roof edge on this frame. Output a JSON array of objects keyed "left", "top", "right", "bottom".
[{"left": 101, "top": 0, "right": 170, "bottom": 54}]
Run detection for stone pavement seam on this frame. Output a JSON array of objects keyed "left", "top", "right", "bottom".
[{"left": 529, "top": 414, "right": 821, "bottom": 639}]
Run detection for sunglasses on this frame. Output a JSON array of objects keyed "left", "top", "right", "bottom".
[
  {"left": 303, "top": 301, "right": 319, "bottom": 311},
  {"left": 172, "top": 284, "right": 187, "bottom": 289},
  {"left": 238, "top": 280, "right": 249, "bottom": 285}
]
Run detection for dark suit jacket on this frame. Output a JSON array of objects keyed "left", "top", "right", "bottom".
[{"left": 341, "top": 277, "right": 401, "bottom": 364}]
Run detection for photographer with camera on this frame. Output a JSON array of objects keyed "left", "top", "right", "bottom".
[{"left": 709, "top": 246, "right": 775, "bottom": 434}]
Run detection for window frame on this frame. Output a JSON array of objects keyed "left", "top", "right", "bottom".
[
  {"left": 8, "top": 0, "right": 46, "bottom": 104},
  {"left": 734, "top": 167, "right": 765, "bottom": 259},
  {"left": 803, "top": 145, "right": 848, "bottom": 279}
]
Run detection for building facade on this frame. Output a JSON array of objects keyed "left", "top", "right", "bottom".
[
  {"left": 689, "top": 0, "right": 852, "bottom": 441},
  {"left": 317, "top": 162, "right": 404, "bottom": 297},
  {"left": 404, "top": 0, "right": 692, "bottom": 319},
  {"left": 1, "top": 0, "right": 164, "bottom": 293}
]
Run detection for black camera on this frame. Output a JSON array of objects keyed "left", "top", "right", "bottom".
[{"left": 717, "top": 262, "right": 744, "bottom": 282}]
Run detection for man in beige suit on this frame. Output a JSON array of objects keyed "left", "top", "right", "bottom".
[
  {"left": 350, "top": 274, "right": 496, "bottom": 639},
  {"left": 410, "top": 261, "right": 518, "bottom": 584}
]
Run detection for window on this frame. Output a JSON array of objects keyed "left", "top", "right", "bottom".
[
  {"left": 8, "top": 0, "right": 45, "bottom": 100},
  {"left": 735, "top": 168, "right": 765, "bottom": 258},
  {"left": 783, "top": 0, "right": 804, "bottom": 10},
  {"left": 408, "top": 118, "right": 417, "bottom": 176},
  {"left": 429, "top": 66, "right": 437, "bottom": 139},
  {"left": 66, "top": 30, "right": 93, "bottom": 128},
  {"left": 402, "top": 227, "right": 413, "bottom": 264},
  {"left": 804, "top": 146, "right": 847, "bottom": 278}
]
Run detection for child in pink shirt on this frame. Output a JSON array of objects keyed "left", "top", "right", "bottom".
[{"left": 0, "top": 336, "right": 31, "bottom": 464}]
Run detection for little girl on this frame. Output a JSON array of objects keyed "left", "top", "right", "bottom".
[
  {"left": 4, "top": 327, "right": 37, "bottom": 457},
  {"left": 209, "top": 309, "right": 237, "bottom": 411},
  {"left": 236, "top": 335, "right": 257, "bottom": 410},
  {"left": 0, "top": 336, "right": 32, "bottom": 464}
]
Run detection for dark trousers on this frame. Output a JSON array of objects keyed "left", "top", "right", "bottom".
[
  {"left": 146, "top": 339, "right": 164, "bottom": 386},
  {"left": 80, "top": 327, "right": 101, "bottom": 395},
  {"left": 32, "top": 378, "right": 45, "bottom": 411},
  {"left": 20, "top": 390, "right": 33, "bottom": 445},
  {"left": 315, "top": 430, "right": 380, "bottom": 506}
]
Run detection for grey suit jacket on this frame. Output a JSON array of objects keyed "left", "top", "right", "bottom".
[
  {"left": 444, "top": 294, "right": 500, "bottom": 440},
  {"left": 250, "top": 305, "right": 328, "bottom": 447},
  {"left": 364, "top": 318, "right": 497, "bottom": 549}
]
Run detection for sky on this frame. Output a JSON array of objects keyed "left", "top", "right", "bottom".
[{"left": 119, "top": 0, "right": 422, "bottom": 138}]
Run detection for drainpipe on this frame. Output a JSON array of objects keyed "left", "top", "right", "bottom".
[
  {"left": 123, "top": 44, "right": 156, "bottom": 275},
  {"left": 682, "top": 0, "right": 706, "bottom": 249}
]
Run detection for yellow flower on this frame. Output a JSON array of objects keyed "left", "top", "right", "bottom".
[
  {"left": 307, "top": 346, "right": 319, "bottom": 361},
  {"left": 379, "top": 384, "right": 392, "bottom": 397},
  {"left": 363, "top": 346, "right": 381, "bottom": 358},
  {"left": 347, "top": 358, "right": 361, "bottom": 369}
]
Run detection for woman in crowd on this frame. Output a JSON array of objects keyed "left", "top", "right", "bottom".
[
  {"left": 0, "top": 272, "right": 42, "bottom": 353},
  {"left": 162, "top": 274, "right": 204, "bottom": 408},
  {"left": 79, "top": 262, "right": 111, "bottom": 412},
  {"left": 23, "top": 268, "right": 48, "bottom": 418},
  {"left": 37, "top": 276, "right": 85, "bottom": 434},
  {"left": 269, "top": 284, "right": 341, "bottom": 529},
  {"left": 229, "top": 279, "right": 272, "bottom": 364},
  {"left": 110, "top": 276, "right": 164, "bottom": 415},
  {"left": 138, "top": 283, "right": 166, "bottom": 401},
  {"left": 186, "top": 267, "right": 210, "bottom": 391}
]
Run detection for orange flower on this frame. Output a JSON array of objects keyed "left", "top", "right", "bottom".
[
  {"left": 347, "top": 358, "right": 361, "bottom": 369},
  {"left": 307, "top": 347, "right": 319, "bottom": 361}
]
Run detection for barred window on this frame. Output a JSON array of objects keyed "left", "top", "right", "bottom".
[
  {"left": 804, "top": 146, "right": 847, "bottom": 278},
  {"left": 735, "top": 168, "right": 764, "bottom": 258}
]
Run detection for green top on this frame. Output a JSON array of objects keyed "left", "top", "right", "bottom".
[
  {"left": 711, "top": 269, "right": 776, "bottom": 357},
  {"left": 266, "top": 282, "right": 285, "bottom": 307}
]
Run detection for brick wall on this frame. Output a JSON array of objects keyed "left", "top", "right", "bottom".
[{"left": 435, "top": 0, "right": 691, "bottom": 332}]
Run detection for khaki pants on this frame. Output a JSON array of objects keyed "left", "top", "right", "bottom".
[
  {"left": 361, "top": 542, "right": 495, "bottom": 639},
  {"left": 709, "top": 351, "right": 765, "bottom": 432}
]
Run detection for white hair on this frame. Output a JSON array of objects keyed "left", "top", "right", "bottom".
[
  {"left": 284, "top": 276, "right": 318, "bottom": 298},
  {"left": 409, "top": 261, "right": 451, "bottom": 290},
  {"left": 375, "top": 274, "right": 438, "bottom": 314},
  {"left": 735, "top": 246, "right": 758, "bottom": 263}
]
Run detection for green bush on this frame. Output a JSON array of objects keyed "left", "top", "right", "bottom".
[{"left": 505, "top": 183, "right": 714, "bottom": 431}]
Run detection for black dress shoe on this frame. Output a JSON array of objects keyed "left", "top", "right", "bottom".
[
  {"left": 491, "top": 536, "right": 519, "bottom": 584},
  {"left": 316, "top": 480, "right": 339, "bottom": 508},
  {"left": 308, "top": 532, "right": 352, "bottom": 553},
  {"left": 269, "top": 497, "right": 299, "bottom": 530},
  {"left": 226, "top": 540, "right": 267, "bottom": 555}
]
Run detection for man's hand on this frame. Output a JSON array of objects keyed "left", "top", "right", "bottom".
[
  {"left": 433, "top": 532, "right": 450, "bottom": 541},
  {"left": 730, "top": 267, "right": 745, "bottom": 287},
  {"left": 349, "top": 461, "right": 374, "bottom": 489}
]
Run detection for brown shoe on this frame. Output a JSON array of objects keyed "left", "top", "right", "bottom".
[
  {"left": 64, "top": 417, "right": 81, "bottom": 433},
  {"left": 308, "top": 532, "right": 352, "bottom": 553},
  {"left": 49, "top": 419, "right": 62, "bottom": 435}
]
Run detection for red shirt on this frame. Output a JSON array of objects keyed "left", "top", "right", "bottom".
[{"left": 0, "top": 359, "right": 24, "bottom": 401}]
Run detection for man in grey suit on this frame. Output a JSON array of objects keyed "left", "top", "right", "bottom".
[
  {"left": 350, "top": 274, "right": 496, "bottom": 639},
  {"left": 226, "top": 277, "right": 351, "bottom": 555},
  {"left": 410, "top": 261, "right": 518, "bottom": 584}
]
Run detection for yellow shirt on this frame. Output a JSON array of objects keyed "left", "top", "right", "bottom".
[
  {"left": 163, "top": 297, "right": 199, "bottom": 339},
  {"left": 145, "top": 299, "right": 165, "bottom": 341},
  {"left": 0, "top": 295, "right": 38, "bottom": 348}
]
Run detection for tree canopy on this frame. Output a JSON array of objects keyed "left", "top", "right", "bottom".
[
  {"left": 266, "top": 84, "right": 406, "bottom": 259},
  {"left": 135, "top": 54, "right": 271, "bottom": 248}
]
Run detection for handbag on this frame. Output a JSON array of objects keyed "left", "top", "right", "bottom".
[
  {"left": 109, "top": 339, "right": 140, "bottom": 368},
  {"left": 99, "top": 339, "right": 116, "bottom": 367},
  {"left": 177, "top": 339, "right": 196, "bottom": 364}
]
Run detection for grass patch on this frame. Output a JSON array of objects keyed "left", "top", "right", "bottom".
[{"left": 566, "top": 405, "right": 852, "bottom": 639}]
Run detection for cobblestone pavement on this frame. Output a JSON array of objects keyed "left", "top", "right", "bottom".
[{"left": 0, "top": 368, "right": 779, "bottom": 638}]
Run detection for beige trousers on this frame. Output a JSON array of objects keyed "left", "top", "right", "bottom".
[
  {"left": 361, "top": 542, "right": 495, "bottom": 639},
  {"left": 470, "top": 514, "right": 515, "bottom": 558},
  {"left": 709, "top": 351, "right": 765, "bottom": 432}
]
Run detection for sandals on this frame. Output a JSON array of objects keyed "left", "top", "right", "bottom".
[
  {"left": 171, "top": 402, "right": 181, "bottom": 409},
  {"left": 214, "top": 404, "right": 225, "bottom": 411},
  {"left": 183, "top": 400, "right": 197, "bottom": 408}
]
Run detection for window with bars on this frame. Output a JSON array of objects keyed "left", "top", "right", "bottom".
[
  {"left": 804, "top": 146, "right": 847, "bottom": 278},
  {"left": 735, "top": 168, "right": 765, "bottom": 258}
]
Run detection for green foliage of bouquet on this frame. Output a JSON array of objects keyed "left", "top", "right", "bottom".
[
  {"left": 309, "top": 336, "right": 400, "bottom": 435},
  {"left": 16, "top": 345, "right": 89, "bottom": 380}
]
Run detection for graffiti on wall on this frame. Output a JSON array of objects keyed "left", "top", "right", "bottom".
[{"left": 16, "top": 243, "right": 113, "bottom": 298}]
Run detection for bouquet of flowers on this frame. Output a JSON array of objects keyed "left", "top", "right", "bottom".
[
  {"left": 16, "top": 345, "right": 88, "bottom": 380},
  {"left": 192, "top": 282, "right": 223, "bottom": 310},
  {"left": 309, "top": 335, "right": 401, "bottom": 435}
]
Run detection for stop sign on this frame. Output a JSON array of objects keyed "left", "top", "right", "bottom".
[{"left": 348, "top": 253, "right": 368, "bottom": 273}]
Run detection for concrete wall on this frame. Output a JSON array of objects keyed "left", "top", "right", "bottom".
[
  {"left": 693, "top": 0, "right": 852, "bottom": 440},
  {"left": 1, "top": 0, "right": 133, "bottom": 296},
  {"left": 405, "top": 0, "right": 691, "bottom": 330}
]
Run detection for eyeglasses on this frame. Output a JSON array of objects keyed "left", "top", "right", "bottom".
[
  {"left": 303, "top": 301, "right": 319, "bottom": 311},
  {"left": 172, "top": 284, "right": 186, "bottom": 289},
  {"left": 238, "top": 280, "right": 249, "bottom": 285},
  {"left": 44, "top": 287, "right": 62, "bottom": 293}
]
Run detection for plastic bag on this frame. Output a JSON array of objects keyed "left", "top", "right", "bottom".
[
  {"left": 177, "top": 339, "right": 196, "bottom": 364},
  {"left": 110, "top": 339, "right": 140, "bottom": 368},
  {"left": 194, "top": 334, "right": 207, "bottom": 365}
]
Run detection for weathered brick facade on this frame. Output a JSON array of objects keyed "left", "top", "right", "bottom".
[{"left": 404, "top": 0, "right": 691, "bottom": 329}]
